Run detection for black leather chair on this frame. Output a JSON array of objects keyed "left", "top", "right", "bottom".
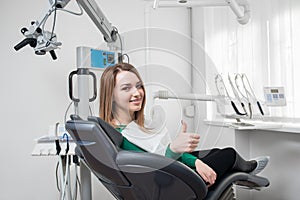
[{"left": 66, "top": 116, "right": 269, "bottom": 200}]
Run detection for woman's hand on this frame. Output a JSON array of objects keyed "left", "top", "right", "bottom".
[
  {"left": 195, "top": 159, "right": 217, "bottom": 186},
  {"left": 169, "top": 121, "right": 200, "bottom": 153}
]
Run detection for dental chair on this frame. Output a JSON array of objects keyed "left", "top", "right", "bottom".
[{"left": 66, "top": 116, "right": 269, "bottom": 200}]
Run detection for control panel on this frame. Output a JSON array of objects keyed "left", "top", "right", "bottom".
[
  {"left": 264, "top": 87, "right": 286, "bottom": 106},
  {"left": 91, "top": 49, "right": 116, "bottom": 69}
]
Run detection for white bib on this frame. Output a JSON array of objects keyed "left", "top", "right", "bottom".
[{"left": 121, "top": 121, "right": 171, "bottom": 156}]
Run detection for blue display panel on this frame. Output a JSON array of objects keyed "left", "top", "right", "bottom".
[{"left": 91, "top": 49, "right": 115, "bottom": 69}]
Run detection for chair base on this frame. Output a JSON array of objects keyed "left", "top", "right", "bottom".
[{"left": 218, "top": 184, "right": 235, "bottom": 200}]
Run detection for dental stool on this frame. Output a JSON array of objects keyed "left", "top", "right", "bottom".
[{"left": 66, "top": 116, "right": 269, "bottom": 200}]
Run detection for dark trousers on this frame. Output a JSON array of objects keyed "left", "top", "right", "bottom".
[{"left": 191, "top": 147, "right": 236, "bottom": 183}]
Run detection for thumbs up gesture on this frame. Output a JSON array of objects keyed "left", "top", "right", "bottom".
[{"left": 169, "top": 121, "right": 200, "bottom": 153}]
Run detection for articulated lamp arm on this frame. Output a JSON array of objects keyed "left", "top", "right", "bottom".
[
  {"left": 76, "top": 0, "right": 118, "bottom": 43},
  {"left": 152, "top": 0, "right": 250, "bottom": 25}
]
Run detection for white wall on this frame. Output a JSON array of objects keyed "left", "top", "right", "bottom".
[{"left": 0, "top": 0, "right": 192, "bottom": 199}]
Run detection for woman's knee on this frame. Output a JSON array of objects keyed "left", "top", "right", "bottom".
[{"left": 222, "top": 147, "right": 237, "bottom": 158}]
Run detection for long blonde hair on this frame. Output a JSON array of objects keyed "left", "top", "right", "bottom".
[{"left": 99, "top": 63, "right": 146, "bottom": 128}]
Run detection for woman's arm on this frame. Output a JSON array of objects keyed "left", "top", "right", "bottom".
[
  {"left": 195, "top": 159, "right": 217, "bottom": 186},
  {"left": 180, "top": 153, "right": 217, "bottom": 186},
  {"left": 165, "top": 144, "right": 182, "bottom": 160}
]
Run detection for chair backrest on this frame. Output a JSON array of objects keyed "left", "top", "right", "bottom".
[
  {"left": 66, "top": 119, "right": 130, "bottom": 186},
  {"left": 87, "top": 116, "right": 123, "bottom": 147},
  {"left": 66, "top": 117, "right": 208, "bottom": 200}
]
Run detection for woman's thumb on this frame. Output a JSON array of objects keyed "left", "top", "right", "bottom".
[{"left": 181, "top": 120, "right": 187, "bottom": 133}]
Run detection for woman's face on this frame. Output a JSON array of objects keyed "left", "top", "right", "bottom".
[{"left": 113, "top": 70, "right": 144, "bottom": 118}]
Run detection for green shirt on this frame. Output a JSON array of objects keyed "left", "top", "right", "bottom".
[{"left": 116, "top": 126, "right": 197, "bottom": 168}]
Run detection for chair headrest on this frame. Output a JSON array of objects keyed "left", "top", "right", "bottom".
[{"left": 70, "top": 114, "right": 82, "bottom": 120}]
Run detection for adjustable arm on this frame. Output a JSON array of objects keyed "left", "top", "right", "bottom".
[
  {"left": 77, "top": 0, "right": 118, "bottom": 43},
  {"left": 225, "top": 0, "right": 250, "bottom": 24},
  {"left": 48, "top": 0, "right": 117, "bottom": 42},
  {"left": 152, "top": 0, "right": 250, "bottom": 25}
]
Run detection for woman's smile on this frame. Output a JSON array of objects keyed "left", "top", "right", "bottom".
[{"left": 129, "top": 97, "right": 143, "bottom": 104}]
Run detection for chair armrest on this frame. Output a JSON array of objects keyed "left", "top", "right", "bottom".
[
  {"left": 205, "top": 172, "right": 270, "bottom": 200},
  {"left": 116, "top": 150, "right": 208, "bottom": 199}
]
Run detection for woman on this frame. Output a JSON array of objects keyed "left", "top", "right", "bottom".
[{"left": 99, "top": 62, "right": 269, "bottom": 186}]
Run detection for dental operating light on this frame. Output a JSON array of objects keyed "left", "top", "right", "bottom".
[{"left": 14, "top": 0, "right": 119, "bottom": 60}]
